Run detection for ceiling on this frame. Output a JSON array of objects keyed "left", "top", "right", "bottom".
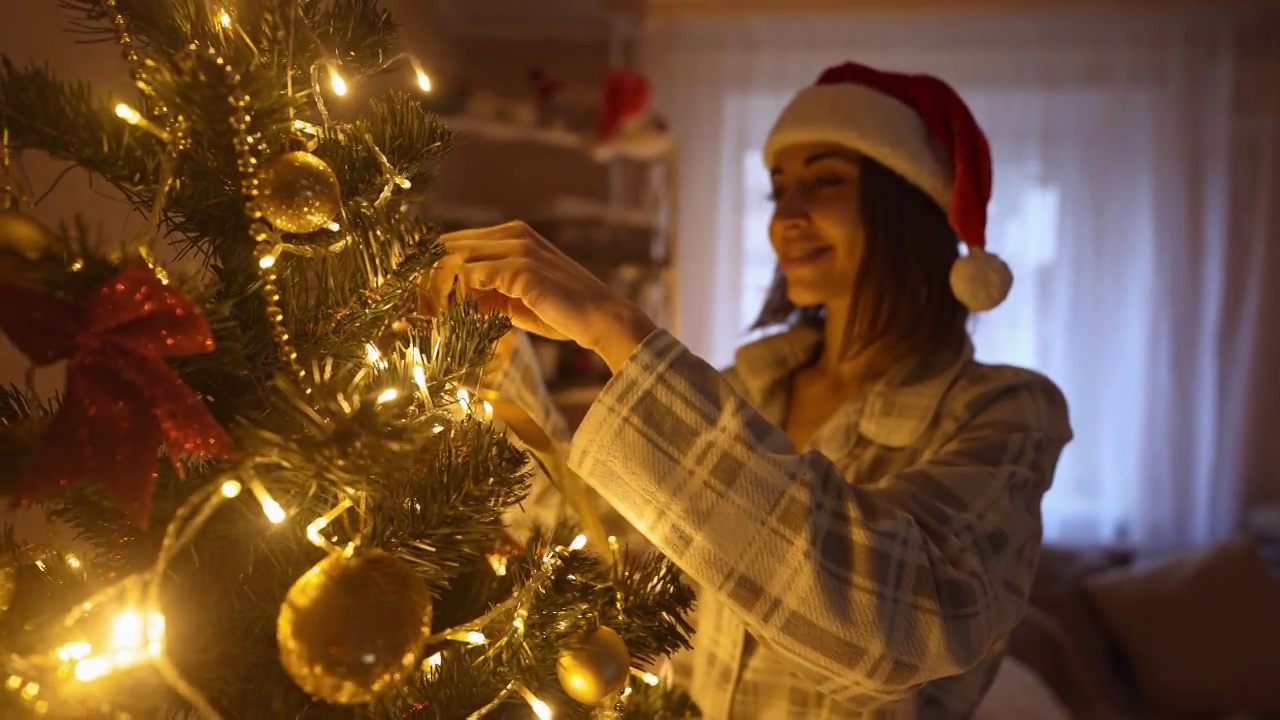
[{"left": 425, "top": 0, "right": 1271, "bottom": 38}]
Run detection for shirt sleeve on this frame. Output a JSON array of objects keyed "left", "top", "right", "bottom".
[{"left": 567, "top": 329, "right": 1072, "bottom": 707}]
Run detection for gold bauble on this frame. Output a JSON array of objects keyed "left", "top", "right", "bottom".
[
  {"left": 256, "top": 151, "right": 342, "bottom": 234},
  {"left": 556, "top": 626, "right": 631, "bottom": 705},
  {"left": 277, "top": 548, "right": 433, "bottom": 705},
  {"left": 0, "top": 210, "right": 61, "bottom": 260}
]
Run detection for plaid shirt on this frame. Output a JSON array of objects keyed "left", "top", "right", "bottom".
[{"left": 493, "top": 325, "right": 1071, "bottom": 719}]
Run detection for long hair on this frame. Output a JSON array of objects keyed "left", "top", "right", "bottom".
[{"left": 751, "top": 156, "right": 969, "bottom": 358}]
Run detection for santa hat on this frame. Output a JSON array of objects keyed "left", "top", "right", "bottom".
[{"left": 764, "top": 61, "right": 1012, "bottom": 311}]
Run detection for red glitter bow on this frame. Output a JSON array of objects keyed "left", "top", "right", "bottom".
[{"left": 0, "top": 265, "right": 237, "bottom": 526}]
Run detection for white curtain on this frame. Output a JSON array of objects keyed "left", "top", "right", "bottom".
[{"left": 641, "top": 6, "right": 1280, "bottom": 550}]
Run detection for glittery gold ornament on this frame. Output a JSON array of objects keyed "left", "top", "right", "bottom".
[
  {"left": 277, "top": 548, "right": 433, "bottom": 705},
  {"left": 556, "top": 625, "right": 631, "bottom": 705},
  {"left": 256, "top": 151, "right": 342, "bottom": 234}
]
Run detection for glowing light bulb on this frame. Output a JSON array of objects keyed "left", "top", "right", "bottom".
[
  {"left": 365, "top": 342, "right": 386, "bottom": 369},
  {"left": 570, "top": 534, "right": 588, "bottom": 551},
  {"left": 218, "top": 10, "right": 231, "bottom": 27},
  {"left": 114, "top": 103, "right": 142, "bottom": 124},
  {"left": 517, "top": 685, "right": 553, "bottom": 719},
  {"left": 220, "top": 480, "right": 243, "bottom": 498},
  {"left": 247, "top": 480, "right": 286, "bottom": 524},
  {"left": 415, "top": 69, "right": 431, "bottom": 92},
  {"left": 328, "top": 64, "right": 348, "bottom": 96},
  {"left": 465, "top": 631, "right": 486, "bottom": 645},
  {"left": 258, "top": 254, "right": 276, "bottom": 269},
  {"left": 73, "top": 657, "right": 110, "bottom": 682},
  {"left": 64, "top": 553, "right": 82, "bottom": 570},
  {"left": 423, "top": 652, "right": 442, "bottom": 670},
  {"left": 376, "top": 388, "right": 399, "bottom": 404},
  {"left": 306, "top": 517, "right": 329, "bottom": 546},
  {"left": 262, "top": 499, "right": 286, "bottom": 524},
  {"left": 412, "top": 364, "right": 428, "bottom": 395}
]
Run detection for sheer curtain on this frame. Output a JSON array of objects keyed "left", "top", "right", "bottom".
[{"left": 641, "top": 6, "right": 1280, "bottom": 550}]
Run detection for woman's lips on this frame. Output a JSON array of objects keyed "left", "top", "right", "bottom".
[{"left": 779, "top": 245, "right": 833, "bottom": 271}]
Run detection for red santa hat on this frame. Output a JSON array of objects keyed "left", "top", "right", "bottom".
[{"left": 764, "top": 61, "right": 1012, "bottom": 311}]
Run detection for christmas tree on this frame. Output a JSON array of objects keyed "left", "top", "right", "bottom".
[{"left": 0, "top": 1, "right": 695, "bottom": 717}]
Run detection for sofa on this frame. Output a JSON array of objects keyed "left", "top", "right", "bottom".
[{"left": 1005, "top": 533, "right": 1280, "bottom": 720}]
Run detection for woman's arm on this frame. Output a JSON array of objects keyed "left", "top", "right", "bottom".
[{"left": 568, "top": 330, "right": 1072, "bottom": 708}]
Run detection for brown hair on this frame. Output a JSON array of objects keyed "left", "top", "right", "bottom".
[{"left": 751, "top": 156, "right": 969, "bottom": 358}]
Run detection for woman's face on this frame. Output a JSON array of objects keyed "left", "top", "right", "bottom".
[{"left": 768, "top": 142, "right": 864, "bottom": 308}]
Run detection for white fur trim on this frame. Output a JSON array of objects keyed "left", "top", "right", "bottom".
[
  {"left": 950, "top": 248, "right": 1012, "bottom": 311},
  {"left": 764, "top": 84, "right": 953, "bottom": 207}
]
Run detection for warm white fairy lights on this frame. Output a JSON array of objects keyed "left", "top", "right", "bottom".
[
  {"left": 516, "top": 683, "right": 553, "bottom": 720},
  {"left": 305, "top": 498, "right": 354, "bottom": 549},
  {"left": 326, "top": 62, "right": 348, "bottom": 96},
  {"left": 246, "top": 478, "right": 286, "bottom": 524},
  {"left": 113, "top": 103, "right": 171, "bottom": 143}
]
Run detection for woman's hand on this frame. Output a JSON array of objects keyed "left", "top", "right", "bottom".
[{"left": 427, "top": 221, "right": 657, "bottom": 373}]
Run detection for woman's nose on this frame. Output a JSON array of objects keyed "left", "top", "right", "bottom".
[{"left": 773, "top": 187, "right": 810, "bottom": 225}]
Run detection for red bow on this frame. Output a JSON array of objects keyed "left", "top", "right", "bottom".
[{"left": 0, "top": 265, "right": 237, "bottom": 526}]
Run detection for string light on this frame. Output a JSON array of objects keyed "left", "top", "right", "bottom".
[
  {"left": 64, "top": 553, "right": 83, "bottom": 571},
  {"left": 375, "top": 388, "right": 399, "bottom": 404},
  {"left": 247, "top": 478, "right": 286, "bottom": 524},
  {"left": 54, "top": 607, "right": 166, "bottom": 683},
  {"left": 217, "top": 9, "right": 231, "bottom": 27},
  {"left": 631, "top": 668, "right": 660, "bottom": 686},
  {"left": 516, "top": 684, "right": 553, "bottom": 720},
  {"left": 412, "top": 364, "right": 428, "bottom": 396},
  {"left": 365, "top": 342, "right": 387, "bottom": 369},
  {"left": 327, "top": 62, "right": 347, "bottom": 96},
  {"left": 421, "top": 652, "right": 443, "bottom": 672},
  {"left": 113, "top": 102, "right": 171, "bottom": 142},
  {"left": 257, "top": 253, "right": 276, "bottom": 269},
  {"left": 220, "top": 479, "right": 242, "bottom": 498},
  {"left": 569, "top": 534, "right": 588, "bottom": 551},
  {"left": 305, "top": 498, "right": 354, "bottom": 549},
  {"left": 409, "top": 57, "right": 432, "bottom": 92}
]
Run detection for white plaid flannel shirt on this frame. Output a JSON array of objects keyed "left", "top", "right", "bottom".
[{"left": 492, "top": 324, "right": 1072, "bottom": 719}]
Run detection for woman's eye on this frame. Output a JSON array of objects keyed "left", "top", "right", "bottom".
[{"left": 814, "top": 175, "right": 847, "bottom": 188}]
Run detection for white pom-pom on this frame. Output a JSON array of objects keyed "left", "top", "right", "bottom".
[{"left": 950, "top": 248, "right": 1013, "bottom": 311}]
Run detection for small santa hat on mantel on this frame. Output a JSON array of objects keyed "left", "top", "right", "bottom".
[{"left": 764, "top": 61, "right": 1013, "bottom": 312}]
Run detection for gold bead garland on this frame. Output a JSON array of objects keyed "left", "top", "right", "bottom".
[
  {"left": 221, "top": 48, "right": 308, "bottom": 386},
  {"left": 102, "top": 0, "right": 174, "bottom": 135}
]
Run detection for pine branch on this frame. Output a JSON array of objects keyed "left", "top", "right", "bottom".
[
  {"left": 0, "top": 59, "right": 160, "bottom": 206},
  {"left": 316, "top": 92, "right": 454, "bottom": 204}
]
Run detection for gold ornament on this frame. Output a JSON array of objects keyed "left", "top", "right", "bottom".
[
  {"left": 556, "top": 625, "right": 631, "bottom": 705},
  {"left": 0, "top": 210, "right": 61, "bottom": 260},
  {"left": 277, "top": 548, "right": 433, "bottom": 705},
  {"left": 256, "top": 151, "right": 342, "bottom": 234}
]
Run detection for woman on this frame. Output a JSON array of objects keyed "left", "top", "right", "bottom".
[{"left": 430, "top": 62, "right": 1072, "bottom": 718}]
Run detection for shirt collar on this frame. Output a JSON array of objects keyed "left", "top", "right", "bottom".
[{"left": 732, "top": 324, "right": 973, "bottom": 448}]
